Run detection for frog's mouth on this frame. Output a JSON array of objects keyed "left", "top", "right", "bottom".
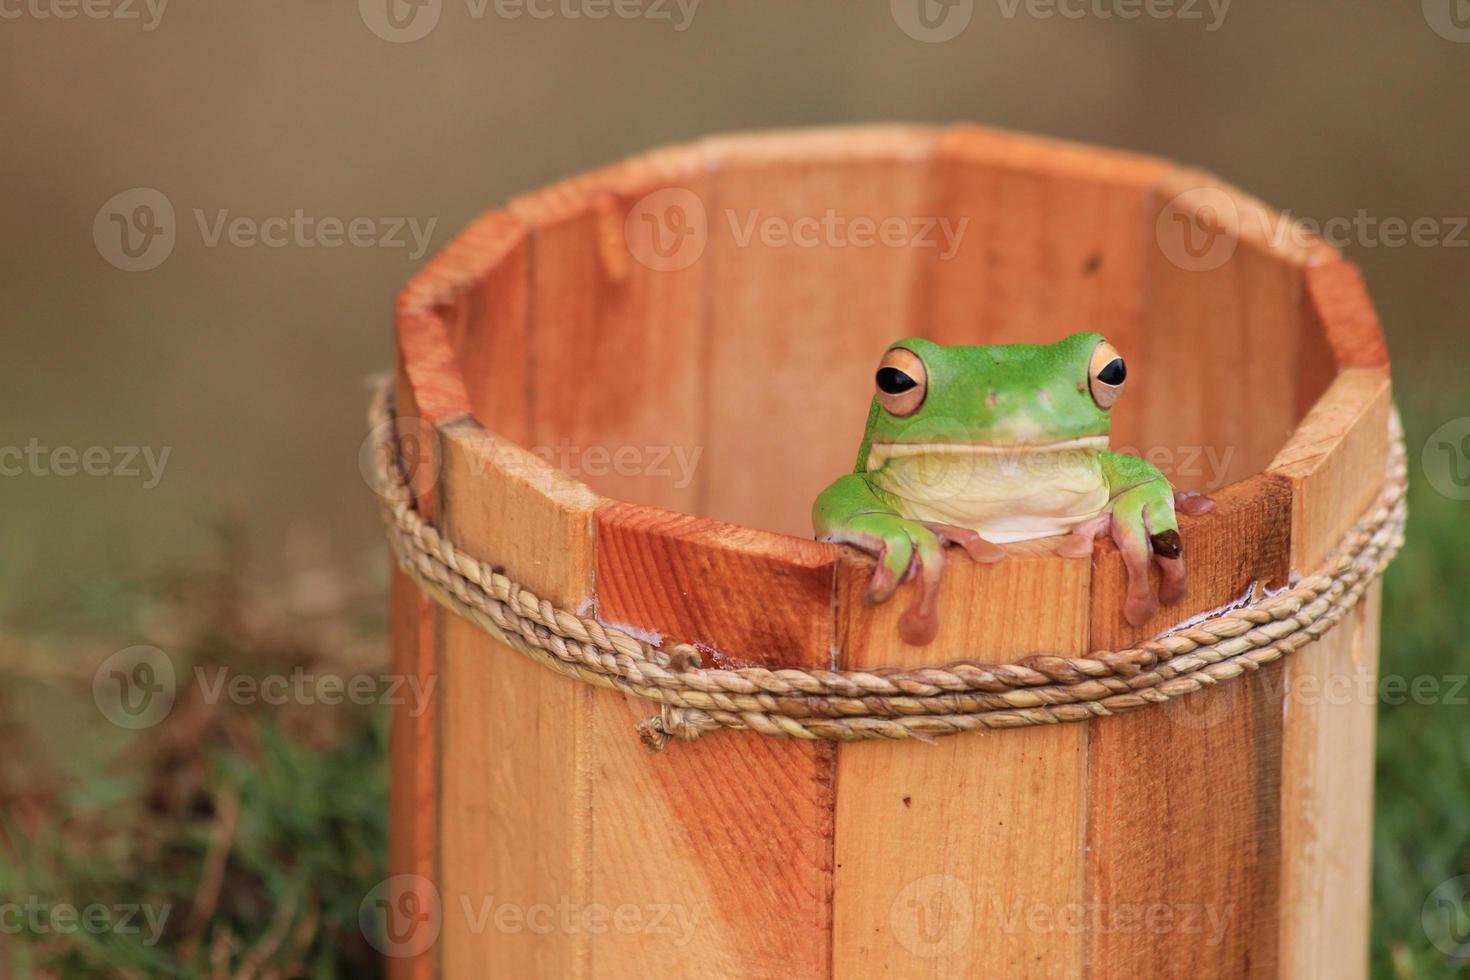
[{"left": 866, "top": 435, "right": 1110, "bottom": 471}]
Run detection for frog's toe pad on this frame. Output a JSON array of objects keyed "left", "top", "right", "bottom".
[
  {"left": 899, "top": 606, "right": 939, "bottom": 646},
  {"left": 1174, "top": 490, "right": 1216, "bottom": 517},
  {"left": 1124, "top": 593, "right": 1159, "bottom": 626}
]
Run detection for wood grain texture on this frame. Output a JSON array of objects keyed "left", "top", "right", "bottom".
[
  {"left": 435, "top": 418, "right": 601, "bottom": 980},
  {"left": 509, "top": 144, "right": 708, "bottom": 512},
  {"left": 698, "top": 125, "right": 939, "bottom": 537},
  {"left": 590, "top": 504, "right": 840, "bottom": 977},
  {"left": 1271, "top": 358, "right": 1391, "bottom": 980},
  {"left": 1084, "top": 660, "right": 1285, "bottom": 978},
  {"left": 833, "top": 543, "right": 1092, "bottom": 980},
  {"left": 443, "top": 215, "right": 534, "bottom": 444},
  {"left": 386, "top": 325, "right": 459, "bottom": 980},
  {"left": 1131, "top": 172, "right": 1329, "bottom": 491},
  {"left": 1084, "top": 476, "right": 1294, "bottom": 977},
  {"left": 920, "top": 126, "right": 1168, "bottom": 356}
]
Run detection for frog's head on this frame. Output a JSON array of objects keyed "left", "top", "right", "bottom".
[{"left": 859, "top": 332, "right": 1127, "bottom": 470}]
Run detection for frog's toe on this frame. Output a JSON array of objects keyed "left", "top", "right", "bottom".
[
  {"left": 1124, "top": 591, "right": 1159, "bottom": 627},
  {"left": 1174, "top": 490, "right": 1216, "bottom": 517},
  {"left": 1058, "top": 514, "right": 1113, "bottom": 559},
  {"left": 922, "top": 523, "right": 1006, "bottom": 564},
  {"left": 1156, "top": 556, "right": 1187, "bottom": 605},
  {"left": 899, "top": 604, "right": 939, "bottom": 646}
]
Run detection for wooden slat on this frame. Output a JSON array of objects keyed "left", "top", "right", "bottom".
[
  {"left": 832, "top": 543, "right": 1092, "bottom": 979},
  {"left": 1084, "top": 473, "right": 1294, "bottom": 977},
  {"left": 1271, "top": 364, "right": 1391, "bottom": 980},
  {"left": 1131, "top": 172, "right": 1328, "bottom": 490},
  {"left": 699, "top": 125, "right": 940, "bottom": 537},
  {"left": 591, "top": 505, "right": 840, "bottom": 977},
  {"left": 443, "top": 216, "right": 534, "bottom": 444},
  {"left": 385, "top": 351, "right": 441, "bottom": 980},
  {"left": 509, "top": 145, "right": 708, "bottom": 513},
  {"left": 921, "top": 126, "right": 1169, "bottom": 356},
  {"left": 1084, "top": 666, "right": 1285, "bottom": 977},
  {"left": 434, "top": 413, "right": 602, "bottom": 980}
]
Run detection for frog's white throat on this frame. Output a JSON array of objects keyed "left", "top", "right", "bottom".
[
  {"left": 864, "top": 435, "right": 1113, "bottom": 544},
  {"left": 865, "top": 435, "right": 1111, "bottom": 471}
]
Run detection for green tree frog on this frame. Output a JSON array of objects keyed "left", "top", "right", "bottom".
[{"left": 812, "top": 333, "right": 1214, "bottom": 645}]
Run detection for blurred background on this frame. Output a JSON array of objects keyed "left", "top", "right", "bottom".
[{"left": 2, "top": 1, "right": 1467, "bottom": 975}]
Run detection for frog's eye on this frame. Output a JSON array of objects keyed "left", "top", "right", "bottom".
[
  {"left": 1089, "top": 340, "right": 1126, "bottom": 409},
  {"left": 875, "top": 347, "right": 927, "bottom": 417}
]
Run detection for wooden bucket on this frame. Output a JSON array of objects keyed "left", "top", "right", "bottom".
[{"left": 384, "top": 125, "right": 1394, "bottom": 979}]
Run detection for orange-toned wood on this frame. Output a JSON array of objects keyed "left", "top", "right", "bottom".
[
  {"left": 385, "top": 324, "right": 460, "bottom": 980},
  {"left": 832, "top": 541, "right": 1092, "bottom": 979},
  {"left": 699, "top": 126, "right": 940, "bottom": 537},
  {"left": 387, "top": 124, "right": 1394, "bottom": 980},
  {"left": 440, "top": 215, "right": 534, "bottom": 443},
  {"left": 591, "top": 503, "right": 840, "bottom": 977},
  {"left": 1083, "top": 473, "right": 1295, "bottom": 978},
  {"left": 509, "top": 145, "right": 708, "bottom": 513},
  {"left": 921, "top": 126, "right": 1169, "bottom": 354},
  {"left": 1270, "top": 365, "right": 1391, "bottom": 980},
  {"left": 434, "top": 420, "right": 601, "bottom": 979}
]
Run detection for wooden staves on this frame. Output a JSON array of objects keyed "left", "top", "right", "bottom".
[{"left": 390, "top": 124, "right": 1391, "bottom": 978}]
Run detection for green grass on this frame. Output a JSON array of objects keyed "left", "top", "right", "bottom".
[{"left": 0, "top": 544, "right": 390, "bottom": 978}]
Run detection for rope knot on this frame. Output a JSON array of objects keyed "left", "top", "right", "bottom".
[{"left": 637, "top": 705, "right": 704, "bottom": 751}]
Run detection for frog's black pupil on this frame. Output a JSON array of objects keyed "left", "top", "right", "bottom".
[
  {"left": 1097, "top": 358, "right": 1126, "bottom": 386},
  {"left": 877, "top": 367, "right": 917, "bottom": 394}
]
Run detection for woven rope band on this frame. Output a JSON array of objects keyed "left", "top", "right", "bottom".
[{"left": 370, "top": 380, "right": 1406, "bottom": 748}]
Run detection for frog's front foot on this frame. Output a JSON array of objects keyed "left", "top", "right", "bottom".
[
  {"left": 824, "top": 515, "right": 1002, "bottom": 646},
  {"left": 1111, "top": 484, "right": 1191, "bottom": 627}
]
